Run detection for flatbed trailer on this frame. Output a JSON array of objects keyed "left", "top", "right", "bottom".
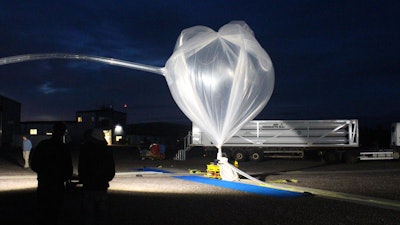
[
  {"left": 185, "top": 119, "right": 360, "bottom": 163},
  {"left": 174, "top": 119, "right": 400, "bottom": 163}
]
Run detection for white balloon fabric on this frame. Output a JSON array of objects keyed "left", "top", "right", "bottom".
[{"left": 164, "top": 21, "right": 275, "bottom": 157}]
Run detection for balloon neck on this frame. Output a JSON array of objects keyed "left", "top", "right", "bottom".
[{"left": 217, "top": 147, "right": 223, "bottom": 160}]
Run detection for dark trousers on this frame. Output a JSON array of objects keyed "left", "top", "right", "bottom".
[
  {"left": 37, "top": 183, "right": 65, "bottom": 225},
  {"left": 82, "top": 190, "right": 109, "bottom": 225}
]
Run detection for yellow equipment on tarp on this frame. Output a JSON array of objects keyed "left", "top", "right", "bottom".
[
  {"left": 205, "top": 160, "right": 239, "bottom": 179},
  {"left": 205, "top": 161, "right": 221, "bottom": 179}
]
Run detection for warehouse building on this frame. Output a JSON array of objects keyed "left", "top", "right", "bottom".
[{"left": 0, "top": 95, "right": 21, "bottom": 149}]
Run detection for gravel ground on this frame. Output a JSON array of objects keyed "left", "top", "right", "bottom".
[{"left": 1, "top": 148, "right": 400, "bottom": 225}]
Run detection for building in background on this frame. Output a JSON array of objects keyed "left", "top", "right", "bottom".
[
  {"left": 20, "top": 121, "right": 77, "bottom": 148},
  {"left": 0, "top": 95, "right": 21, "bottom": 149},
  {"left": 76, "top": 107, "right": 127, "bottom": 145},
  {"left": 0, "top": 96, "right": 182, "bottom": 156},
  {"left": 19, "top": 107, "right": 128, "bottom": 148}
]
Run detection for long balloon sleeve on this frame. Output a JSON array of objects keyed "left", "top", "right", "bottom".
[{"left": 0, "top": 53, "right": 165, "bottom": 76}]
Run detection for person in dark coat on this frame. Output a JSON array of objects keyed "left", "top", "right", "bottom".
[
  {"left": 30, "top": 122, "right": 73, "bottom": 225},
  {"left": 78, "top": 128, "right": 115, "bottom": 225}
]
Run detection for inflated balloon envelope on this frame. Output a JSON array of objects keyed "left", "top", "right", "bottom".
[
  {"left": 165, "top": 21, "right": 274, "bottom": 159},
  {"left": 0, "top": 21, "right": 275, "bottom": 178}
]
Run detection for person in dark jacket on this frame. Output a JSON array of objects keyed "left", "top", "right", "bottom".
[
  {"left": 79, "top": 128, "right": 115, "bottom": 225},
  {"left": 30, "top": 122, "right": 73, "bottom": 225}
]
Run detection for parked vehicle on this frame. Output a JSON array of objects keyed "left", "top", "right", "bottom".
[
  {"left": 359, "top": 122, "right": 400, "bottom": 161},
  {"left": 175, "top": 119, "right": 400, "bottom": 163}
]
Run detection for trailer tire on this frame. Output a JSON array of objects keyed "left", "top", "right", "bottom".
[
  {"left": 232, "top": 150, "right": 248, "bottom": 162},
  {"left": 393, "top": 152, "right": 400, "bottom": 160},
  {"left": 249, "top": 150, "right": 264, "bottom": 162},
  {"left": 222, "top": 150, "right": 231, "bottom": 159}
]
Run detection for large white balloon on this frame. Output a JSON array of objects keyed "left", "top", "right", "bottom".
[{"left": 164, "top": 21, "right": 275, "bottom": 157}]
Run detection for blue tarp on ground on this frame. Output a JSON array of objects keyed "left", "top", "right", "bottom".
[
  {"left": 174, "top": 175, "right": 305, "bottom": 198},
  {"left": 132, "top": 168, "right": 173, "bottom": 173}
]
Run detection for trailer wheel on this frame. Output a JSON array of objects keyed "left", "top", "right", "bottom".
[
  {"left": 393, "top": 152, "right": 400, "bottom": 160},
  {"left": 249, "top": 150, "right": 264, "bottom": 162},
  {"left": 232, "top": 150, "right": 248, "bottom": 162},
  {"left": 222, "top": 150, "right": 231, "bottom": 159}
]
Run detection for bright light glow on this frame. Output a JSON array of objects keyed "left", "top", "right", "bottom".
[
  {"left": 114, "top": 125, "right": 123, "bottom": 135},
  {"left": 116, "top": 135, "right": 122, "bottom": 142},
  {"left": 29, "top": 129, "right": 37, "bottom": 135},
  {"left": 109, "top": 174, "right": 236, "bottom": 195},
  {"left": 0, "top": 173, "right": 233, "bottom": 195},
  {"left": 104, "top": 129, "right": 112, "bottom": 145}
]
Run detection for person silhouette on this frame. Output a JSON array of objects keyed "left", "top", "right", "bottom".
[
  {"left": 78, "top": 128, "right": 115, "bottom": 225},
  {"left": 30, "top": 122, "right": 73, "bottom": 225}
]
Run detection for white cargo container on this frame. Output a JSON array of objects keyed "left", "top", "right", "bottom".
[{"left": 184, "top": 119, "right": 360, "bottom": 163}]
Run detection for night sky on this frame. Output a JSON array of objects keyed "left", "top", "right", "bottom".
[{"left": 0, "top": 1, "right": 399, "bottom": 128}]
